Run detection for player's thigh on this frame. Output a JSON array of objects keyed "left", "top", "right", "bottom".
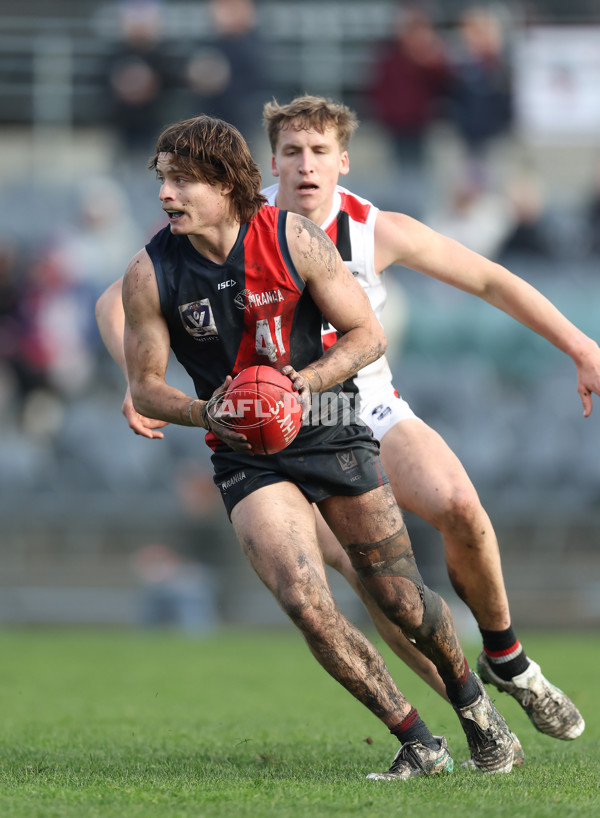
[
  {"left": 231, "top": 481, "right": 327, "bottom": 593},
  {"left": 379, "top": 418, "right": 479, "bottom": 523},
  {"left": 313, "top": 504, "right": 358, "bottom": 581},
  {"left": 319, "top": 483, "right": 405, "bottom": 548},
  {"left": 319, "top": 486, "right": 424, "bottom": 621}
]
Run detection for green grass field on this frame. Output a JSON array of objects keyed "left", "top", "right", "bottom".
[{"left": 0, "top": 627, "right": 597, "bottom": 818}]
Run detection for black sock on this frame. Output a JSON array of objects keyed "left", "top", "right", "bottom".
[
  {"left": 390, "top": 708, "right": 440, "bottom": 749},
  {"left": 480, "top": 625, "right": 529, "bottom": 681},
  {"left": 443, "top": 659, "right": 480, "bottom": 708}
]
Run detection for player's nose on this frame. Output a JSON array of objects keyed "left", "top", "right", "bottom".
[
  {"left": 298, "top": 150, "right": 314, "bottom": 174},
  {"left": 159, "top": 180, "right": 175, "bottom": 200}
]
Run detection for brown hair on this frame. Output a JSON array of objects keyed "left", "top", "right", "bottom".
[
  {"left": 149, "top": 115, "right": 266, "bottom": 223},
  {"left": 262, "top": 95, "right": 359, "bottom": 154}
]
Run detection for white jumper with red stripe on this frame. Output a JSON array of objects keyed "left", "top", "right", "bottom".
[{"left": 262, "top": 183, "right": 395, "bottom": 408}]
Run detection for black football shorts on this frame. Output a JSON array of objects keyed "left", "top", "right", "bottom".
[{"left": 211, "top": 415, "right": 389, "bottom": 516}]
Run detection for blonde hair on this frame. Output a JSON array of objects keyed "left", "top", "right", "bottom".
[
  {"left": 150, "top": 115, "right": 266, "bottom": 223},
  {"left": 263, "top": 95, "right": 359, "bottom": 154}
]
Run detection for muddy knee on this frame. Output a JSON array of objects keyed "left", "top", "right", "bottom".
[
  {"left": 347, "top": 530, "right": 443, "bottom": 639},
  {"left": 278, "top": 575, "right": 338, "bottom": 635}
]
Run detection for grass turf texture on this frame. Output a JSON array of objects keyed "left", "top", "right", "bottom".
[{"left": 0, "top": 628, "right": 597, "bottom": 818}]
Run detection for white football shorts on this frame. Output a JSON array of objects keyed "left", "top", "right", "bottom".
[{"left": 358, "top": 384, "right": 417, "bottom": 442}]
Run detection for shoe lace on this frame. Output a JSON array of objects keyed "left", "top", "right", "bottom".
[
  {"left": 463, "top": 720, "right": 498, "bottom": 755},
  {"left": 520, "top": 682, "right": 561, "bottom": 717},
  {"left": 389, "top": 742, "right": 428, "bottom": 775}
]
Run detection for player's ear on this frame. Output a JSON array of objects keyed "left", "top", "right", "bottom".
[
  {"left": 339, "top": 151, "right": 350, "bottom": 177},
  {"left": 271, "top": 155, "right": 280, "bottom": 178}
]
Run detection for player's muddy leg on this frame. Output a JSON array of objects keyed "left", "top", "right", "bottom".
[
  {"left": 230, "top": 482, "right": 413, "bottom": 729},
  {"left": 319, "top": 485, "right": 466, "bottom": 683},
  {"left": 314, "top": 506, "right": 448, "bottom": 699}
]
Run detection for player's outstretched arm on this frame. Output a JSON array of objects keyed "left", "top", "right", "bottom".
[
  {"left": 123, "top": 251, "right": 198, "bottom": 424},
  {"left": 375, "top": 210, "right": 600, "bottom": 415},
  {"left": 286, "top": 213, "right": 386, "bottom": 392},
  {"left": 122, "top": 251, "right": 250, "bottom": 451},
  {"left": 95, "top": 276, "right": 170, "bottom": 438}
]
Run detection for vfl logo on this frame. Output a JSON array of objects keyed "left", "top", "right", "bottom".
[
  {"left": 179, "top": 298, "right": 218, "bottom": 339},
  {"left": 336, "top": 451, "right": 358, "bottom": 472}
]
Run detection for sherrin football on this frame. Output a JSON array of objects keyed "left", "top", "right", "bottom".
[{"left": 216, "top": 365, "right": 303, "bottom": 455}]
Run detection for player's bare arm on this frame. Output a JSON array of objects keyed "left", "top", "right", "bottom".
[
  {"left": 286, "top": 212, "right": 386, "bottom": 393},
  {"left": 95, "top": 274, "right": 169, "bottom": 439},
  {"left": 95, "top": 277, "right": 127, "bottom": 374},
  {"left": 375, "top": 210, "right": 600, "bottom": 415},
  {"left": 122, "top": 252, "right": 250, "bottom": 448},
  {"left": 123, "top": 251, "right": 206, "bottom": 426}
]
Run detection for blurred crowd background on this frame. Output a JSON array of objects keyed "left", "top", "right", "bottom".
[{"left": 1, "top": 0, "right": 599, "bottom": 633}]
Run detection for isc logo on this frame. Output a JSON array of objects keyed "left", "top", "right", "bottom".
[{"left": 218, "top": 279, "right": 236, "bottom": 290}]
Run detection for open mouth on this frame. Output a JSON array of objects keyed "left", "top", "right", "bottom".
[
  {"left": 165, "top": 209, "right": 184, "bottom": 221},
  {"left": 297, "top": 183, "right": 318, "bottom": 193}
]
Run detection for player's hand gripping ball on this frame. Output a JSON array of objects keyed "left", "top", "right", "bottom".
[{"left": 215, "top": 365, "right": 303, "bottom": 454}]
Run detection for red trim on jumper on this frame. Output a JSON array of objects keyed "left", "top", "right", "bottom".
[
  {"left": 338, "top": 191, "right": 370, "bottom": 224},
  {"left": 321, "top": 330, "right": 337, "bottom": 352}
]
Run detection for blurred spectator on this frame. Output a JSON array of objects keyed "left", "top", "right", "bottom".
[
  {"left": 447, "top": 6, "right": 513, "bottom": 187},
  {"left": 427, "top": 175, "right": 517, "bottom": 258},
  {"left": 498, "top": 175, "right": 552, "bottom": 259},
  {"left": 367, "top": 5, "right": 450, "bottom": 216},
  {"left": 132, "top": 543, "right": 220, "bottom": 633},
  {"left": 1, "top": 176, "right": 144, "bottom": 436},
  {"left": 0, "top": 237, "right": 30, "bottom": 426},
  {"left": 51, "top": 176, "right": 145, "bottom": 296},
  {"left": 586, "top": 160, "right": 600, "bottom": 256},
  {"left": 31, "top": 175, "right": 145, "bottom": 394},
  {"left": 16, "top": 250, "right": 95, "bottom": 407},
  {"left": 184, "top": 0, "right": 267, "bottom": 149},
  {"left": 105, "top": 0, "right": 171, "bottom": 159},
  {"left": 427, "top": 171, "right": 549, "bottom": 260},
  {"left": 0, "top": 237, "right": 71, "bottom": 439}
]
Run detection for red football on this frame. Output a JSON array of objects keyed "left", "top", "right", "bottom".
[{"left": 217, "top": 365, "right": 302, "bottom": 455}]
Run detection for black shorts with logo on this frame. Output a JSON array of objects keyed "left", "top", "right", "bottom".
[{"left": 211, "top": 409, "right": 389, "bottom": 517}]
